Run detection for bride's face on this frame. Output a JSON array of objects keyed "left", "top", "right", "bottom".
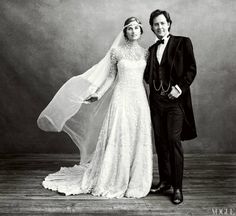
[{"left": 126, "top": 24, "right": 141, "bottom": 41}]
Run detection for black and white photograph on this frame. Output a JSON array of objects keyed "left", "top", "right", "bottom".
[{"left": 0, "top": 0, "right": 235, "bottom": 215}]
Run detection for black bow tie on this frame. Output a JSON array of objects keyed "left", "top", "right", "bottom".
[{"left": 156, "top": 39, "right": 164, "bottom": 46}]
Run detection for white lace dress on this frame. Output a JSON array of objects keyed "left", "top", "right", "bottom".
[{"left": 42, "top": 44, "right": 153, "bottom": 198}]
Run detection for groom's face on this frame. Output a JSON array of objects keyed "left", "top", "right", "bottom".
[{"left": 152, "top": 14, "right": 170, "bottom": 39}]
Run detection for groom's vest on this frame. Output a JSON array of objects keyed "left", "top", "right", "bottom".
[{"left": 152, "top": 41, "right": 172, "bottom": 95}]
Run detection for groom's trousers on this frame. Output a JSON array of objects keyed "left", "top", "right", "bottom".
[{"left": 150, "top": 92, "right": 184, "bottom": 189}]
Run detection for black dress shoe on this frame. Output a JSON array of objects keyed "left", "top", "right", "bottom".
[
  {"left": 150, "top": 181, "right": 171, "bottom": 193},
  {"left": 172, "top": 189, "right": 183, "bottom": 204}
]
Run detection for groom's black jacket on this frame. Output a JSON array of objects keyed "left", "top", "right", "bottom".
[{"left": 144, "top": 35, "right": 197, "bottom": 140}]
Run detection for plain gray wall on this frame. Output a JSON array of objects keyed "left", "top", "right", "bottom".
[{"left": 0, "top": 0, "right": 235, "bottom": 154}]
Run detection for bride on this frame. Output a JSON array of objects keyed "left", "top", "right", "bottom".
[{"left": 37, "top": 17, "right": 153, "bottom": 198}]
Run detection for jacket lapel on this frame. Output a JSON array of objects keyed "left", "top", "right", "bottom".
[
  {"left": 151, "top": 35, "right": 180, "bottom": 66},
  {"left": 167, "top": 35, "right": 182, "bottom": 73},
  {"left": 148, "top": 36, "right": 181, "bottom": 82}
]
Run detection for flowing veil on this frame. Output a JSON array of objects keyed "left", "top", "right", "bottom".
[{"left": 37, "top": 31, "right": 125, "bottom": 164}]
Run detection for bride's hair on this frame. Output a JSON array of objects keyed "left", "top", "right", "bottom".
[{"left": 123, "top": 17, "right": 143, "bottom": 39}]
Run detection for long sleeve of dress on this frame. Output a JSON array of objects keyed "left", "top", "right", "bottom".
[{"left": 96, "top": 49, "right": 118, "bottom": 99}]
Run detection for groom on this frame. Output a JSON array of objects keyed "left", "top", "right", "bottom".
[{"left": 144, "top": 9, "right": 197, "bottom": 204}]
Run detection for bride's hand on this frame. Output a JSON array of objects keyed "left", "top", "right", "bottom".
[{"left": 85, "top": 93, "right": 99, "bottom": 103}]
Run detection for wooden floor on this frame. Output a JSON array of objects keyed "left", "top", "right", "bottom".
[{"left": 0, "top": 154, "right": 235, "bottom": 216}]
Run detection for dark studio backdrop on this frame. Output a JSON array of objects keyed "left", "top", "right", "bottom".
[{"left": 0, "top": 0, "right": 235, "bottom": 154}]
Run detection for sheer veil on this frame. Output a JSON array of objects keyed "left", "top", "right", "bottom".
[{"left": 37, "top": 31, "right": 125, "bottom": 164}]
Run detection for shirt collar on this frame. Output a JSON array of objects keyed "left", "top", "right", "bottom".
[{"left": 156, "top": 34, "right": 170, "bottom": 43}]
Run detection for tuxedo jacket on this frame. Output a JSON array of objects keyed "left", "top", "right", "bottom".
[{"left": 144, "top": 35, "right": 197, "bottom": 140}]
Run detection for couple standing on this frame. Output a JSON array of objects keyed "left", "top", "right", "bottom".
[{"left": 37, "top": 9, "right": 197, "bottom": 205}]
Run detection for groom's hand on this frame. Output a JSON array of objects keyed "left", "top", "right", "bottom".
[{"left": 168, "top": 86, "right": 181, "bottom": 99}]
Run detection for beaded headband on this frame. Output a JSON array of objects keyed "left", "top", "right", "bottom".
[{"left": 123, "top": 21, "right": 142, "bottom": 29}]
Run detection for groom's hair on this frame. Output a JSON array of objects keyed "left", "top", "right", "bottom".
[{"left": 149, "top": 9, "right": 172, "bottom": 31}]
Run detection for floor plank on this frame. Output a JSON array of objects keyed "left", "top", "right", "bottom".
[{"left": 0, "top": 154, "right": 235, "bottom": 215}]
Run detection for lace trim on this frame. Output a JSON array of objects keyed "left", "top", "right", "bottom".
[{"left": 111, "top": 43, "right": 146, "bottom": 62}]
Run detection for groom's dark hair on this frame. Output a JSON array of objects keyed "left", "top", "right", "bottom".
[{"left": 149, "top": 9, "right": 172, "bottom": 31}]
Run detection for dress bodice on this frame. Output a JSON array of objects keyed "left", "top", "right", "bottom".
[
  {"left": 111, "top": 44, "right": 147, "bottom": 89},
  {"left": 116, "top": 59, "right": 146, "bottom": 88}
]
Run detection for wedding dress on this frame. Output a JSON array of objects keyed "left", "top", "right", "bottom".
[{"left": 40, "top": 37, "right": 153, "bottom": 198}]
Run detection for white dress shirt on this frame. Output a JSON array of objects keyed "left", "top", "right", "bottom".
[{"left": 156, "top": 34, "right": 170, "bottom": 64}]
